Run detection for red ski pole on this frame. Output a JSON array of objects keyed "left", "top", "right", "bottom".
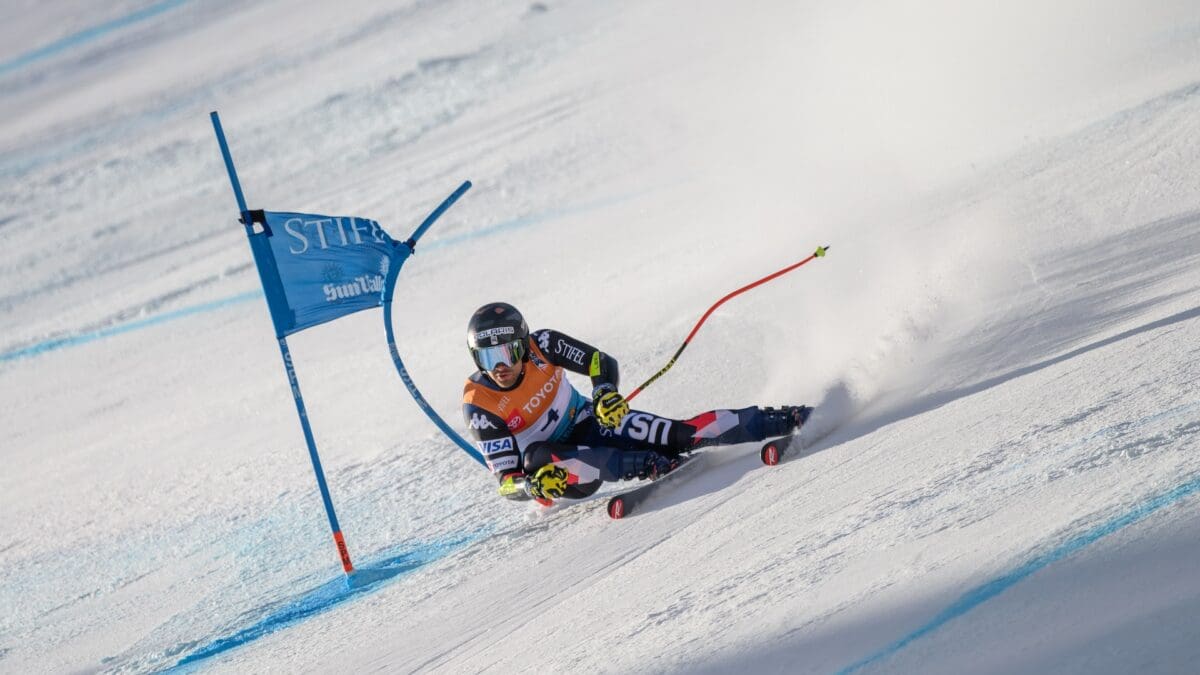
[{"left": 626, "top": 245, "right": 829, "bottom": 403}]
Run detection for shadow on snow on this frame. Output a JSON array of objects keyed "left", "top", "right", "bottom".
[{"left": 167, "top": 530, "right": 487, "bottom": 670}]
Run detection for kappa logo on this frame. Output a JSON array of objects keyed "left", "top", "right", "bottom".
[
  {"left": 537, "top": 330, "right": 550, "bottom": 352},
  {"left": 469, "top": 413, "right": 498, "bottom": 430}
]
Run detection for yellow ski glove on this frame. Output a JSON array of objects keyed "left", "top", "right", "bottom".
[
  {"left": 593, "top": 386, "right": 630, "bottom": 429},
  {"left": 528, "top": 464, "right": 569, "bottom": 501}
]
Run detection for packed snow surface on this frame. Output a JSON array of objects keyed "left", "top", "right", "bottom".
[{"left": 3, "top": 1, "right": 1200, "bottom": 673}]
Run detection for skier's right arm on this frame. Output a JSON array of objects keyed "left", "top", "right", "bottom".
[{"left": 462, "top": 403, "right": 531, "bottom": 501}]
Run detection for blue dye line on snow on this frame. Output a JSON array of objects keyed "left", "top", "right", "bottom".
[
  {"left": 0, "top": 0, "right": 191, "bottom": 77},
  {"left": 837, "top": 473, "right": 1200, "bottom": 674},
  {"left": 171, "top": 529, "right": 489, "bottom": 670},
  {"left": 1, "top": 189, "right": 648, "bottom": 364},
  {"left": 0, "top": 291, "right": 260, "bottom": 363}
]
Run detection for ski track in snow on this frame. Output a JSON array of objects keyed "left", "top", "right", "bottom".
[
  {"left": 0, "top": 0, "right": 193, "bottom": 77},
  {"left": 4, "top": 1, "right": 1200, "bottom": 673}
]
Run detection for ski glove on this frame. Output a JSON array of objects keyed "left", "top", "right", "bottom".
[
  {"left": 528, "top": 464, "right": 569, "bottom": 501},
  {"left": 592, "top": 384, "right": 630, "bottom": 429}
]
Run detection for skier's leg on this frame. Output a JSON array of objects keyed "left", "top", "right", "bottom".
[
  {"left": 683, "top": 406, "right": 810, "bottom": 449},
  {"left": 523, "top": 441, "right": 676, "bottom": 499},
  {"left": 569, "top": 411, "right": 695, "bottom": 456},
  {"left": 572, "top": 406, "right": 809, "bottom": 454}
]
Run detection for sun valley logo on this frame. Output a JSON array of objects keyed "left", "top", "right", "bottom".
[{"left": 323, "top": 273, "right": 384, "bottom": 302}]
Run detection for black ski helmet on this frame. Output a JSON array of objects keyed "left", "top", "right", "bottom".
[{"left": 467, "top": 302, "right": 530, "bottom": 371}]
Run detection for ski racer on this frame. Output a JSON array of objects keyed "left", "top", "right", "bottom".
[{"left": 462, "top": 302, "right": 810, "bottom": 503}]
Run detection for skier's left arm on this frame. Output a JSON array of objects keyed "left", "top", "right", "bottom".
[
  {"left": 531, "top": 329, "right": 619, "bottom": 389},
  {"left": 532, "top": 329, "right": 628, "bottom": 428}
]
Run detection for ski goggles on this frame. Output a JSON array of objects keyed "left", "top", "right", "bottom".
[{"left": 472, "top": 338, "right": 527, "bottom": 371}]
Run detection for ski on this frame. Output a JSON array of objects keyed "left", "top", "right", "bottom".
[
  {"left": 606, "top": 454, "right": 706, "bottom": 519},
  {"left": 760, "top": 433, "right": 803, "bottom": 465}
]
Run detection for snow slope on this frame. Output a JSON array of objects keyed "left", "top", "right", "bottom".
[{"left": 2, "top": 1, "right": 1200, "bottom": 673}]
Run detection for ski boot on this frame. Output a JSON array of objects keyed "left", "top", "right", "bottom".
[
  {"left": 619, "top": 450, "right": 680, "bottom": 481},
  {"left": 760, "top": 405, "right": 813, "bottom": 465},
  {"left": 607, "top": 452, "right": 695, "bottom": 519},
  {"left": 759, "top": 405, "right": 812, "bottom": 437}
]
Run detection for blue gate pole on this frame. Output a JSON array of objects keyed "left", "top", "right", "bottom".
[
  {"left": 382, "top": 181, "right": 487, "bottom": 467},
  {"left": 210, "top": 111, "right": 355, "bottom": 574}
]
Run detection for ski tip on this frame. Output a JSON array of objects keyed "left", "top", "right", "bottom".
[
  {"left": 761, "top": 442, "right": 781, "bottom": 466},
  {"left": 607, "top": 496, "right": 627, "bottom": 519}
]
